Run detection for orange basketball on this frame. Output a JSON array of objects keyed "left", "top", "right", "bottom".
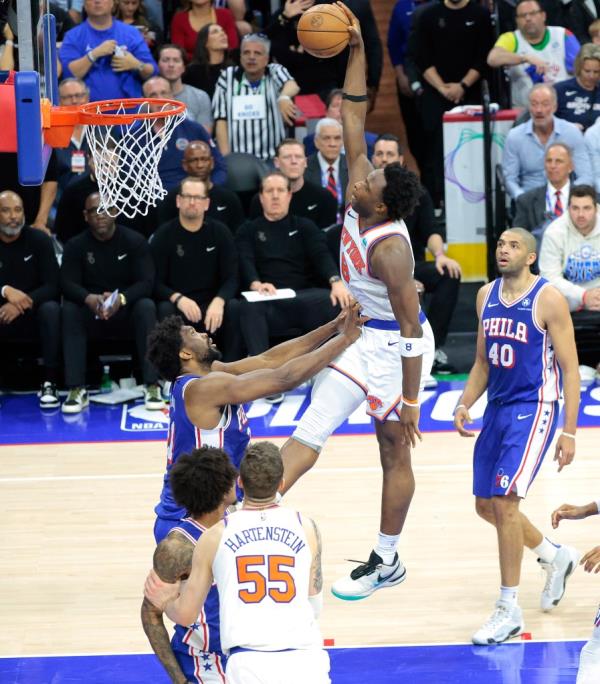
[{"left": 297, "top": 4, "right": 351, "bottom": 58}]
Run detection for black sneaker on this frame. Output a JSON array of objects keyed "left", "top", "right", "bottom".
[
  {"left": 432, "top": 348, "right": 455, "bottom": 375},
  {"left": 38, "top": 381, "right": 60, "bottom": 409}
]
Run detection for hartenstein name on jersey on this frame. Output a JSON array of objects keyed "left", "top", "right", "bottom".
[
  {"left": 223, "top": 525, "right": 306, "bottom": 554},
  {"left": 483, "top": 317, "right": 529, "bottom": 343}
]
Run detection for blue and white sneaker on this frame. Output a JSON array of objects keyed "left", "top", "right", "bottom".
[
  {"left": 472, "top": 601, "right": 524, "bottom": 645},
  {"left": 331, "top": 550, "right": 406, "bottom": 601}
]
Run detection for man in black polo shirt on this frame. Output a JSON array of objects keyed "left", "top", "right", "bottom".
[
  {"left": 236, "top": 171, "right": 351, "bottom": 401},
  {"left": 60, "top": 193, "right": 160, "bottom": 413},
  {"left": 0, "top": 190, "right": 61, "bottom": 408},
  {"left": 248, "top": 138, "right": 338, "bottom": 229},
  {"left": 150, "top": 177, "right": 243, "bottom": 361},
  {"left": 156, "top": 141, "right": 245, "bottom": 233}
]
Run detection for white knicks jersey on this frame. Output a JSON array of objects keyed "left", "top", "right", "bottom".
[
  {"left": 213, "top": 505, "right": 322, "bottom": 653},
  {"left": 340, "top": 206, "right": 415, "bottom": 319}
]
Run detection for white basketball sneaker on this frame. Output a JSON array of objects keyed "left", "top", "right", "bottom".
[
  {"left": 577, "top": 642, "right": 600, "bottom": 684},
  {"left": 472, "top": 601, "right": 524, "bottom": 645},
  {"left": 331, "top": 551, "right": 406, "bottom": 601},
  {"left": 539, "top": 545, "right": 580, "bottom": 611}
]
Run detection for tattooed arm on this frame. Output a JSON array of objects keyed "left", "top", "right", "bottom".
[
  {"left": 303, "top": 515, "right": 324, "bottom": 619},
  {"left": 141, "top": 533, "right": 194, "bottom": 684}
]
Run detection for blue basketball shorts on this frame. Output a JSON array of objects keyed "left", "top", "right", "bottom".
[{"left": 473, "top": 400, "right": 558, "bottom": 499}]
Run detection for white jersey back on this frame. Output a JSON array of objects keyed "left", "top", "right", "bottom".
[
  {"left": 213, "top": 505, "right": 321, "bottom": 652},
  {"left": 339, "top": 206, "right": 414, "bottom": 319}
]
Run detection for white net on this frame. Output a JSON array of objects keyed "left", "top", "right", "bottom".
[{"left": 83, "top": 100, "right": 186, "bottom": 219}]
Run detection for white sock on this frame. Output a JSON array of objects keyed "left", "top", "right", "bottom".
[
  {"left": 532, "top": 537, "right": 559, "bottom": 564},
  {"left": 374, "top": 532, "right": 400, "bottom": 565},
  {"left": 500, "top": 585, "right": 519, "bottom": 606}
]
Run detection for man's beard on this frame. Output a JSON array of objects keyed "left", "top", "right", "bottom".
[
  {"left": 202, "top": 346, "right": 223, "bottom": 364},
  {"left": 0, "top": 219, "right": 24, "bottom": 237}
]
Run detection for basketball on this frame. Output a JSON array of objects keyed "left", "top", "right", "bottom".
[{"left": 297, "top": 4, "right": 351, "bottom": 59}]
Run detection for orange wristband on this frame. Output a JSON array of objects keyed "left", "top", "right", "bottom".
[{"left": 402, "top": 396, "right": 419, "bottom": 407}]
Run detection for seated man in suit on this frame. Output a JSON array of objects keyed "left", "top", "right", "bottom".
[
  {"left": 305, "top": 118, "right": 348, "bottom": 221},
  {"left": 248, "top": 138, "right": 338, "bottom": 229},
  {"left": 513, "top": 142, "right": 573, "bottom": 246}
]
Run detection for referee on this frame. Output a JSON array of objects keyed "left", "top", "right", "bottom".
[{"left": 212, "top": 33, "right": 300, "bottom": 161}]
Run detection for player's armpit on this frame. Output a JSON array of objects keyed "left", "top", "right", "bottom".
[{"left": 141, "top": 598, "right": 188, "bottom": 684}]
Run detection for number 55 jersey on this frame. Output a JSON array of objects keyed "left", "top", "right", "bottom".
[{"left": 213, "top": 505, "right": 322, "bottom": 653}]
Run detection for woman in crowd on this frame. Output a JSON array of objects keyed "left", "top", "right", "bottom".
[
  {"left": 555, "top": 43, "right": 600, "bottom": 131},
  {"left": 171, "top": 0, "right": 239, "bottom": 62},
  {"left": 183, "top": 23, "right": 236, "bottom": 97},
  {"left": 114, "top": 0, "right": 162, "bottom": 52}
]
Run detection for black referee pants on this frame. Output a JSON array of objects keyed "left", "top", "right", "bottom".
[
  {"left": 414, "top": 260, "right": 460, "bottom": 348},
  {"left": 62, "top": 298, "right": 158, "bottom": 388},
  {"left": 0, "top": 301, "right": 61, "bottom": 382},
  {"left": 157, "top": 298, "right": 244, "bottom": 362},
  {"left": 239, "top": 288, "right": 340, "bottom": 356}
]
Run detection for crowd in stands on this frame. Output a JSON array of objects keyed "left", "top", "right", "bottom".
[{"left": 1, "top": 0, "right": 600, "bottom": 412}]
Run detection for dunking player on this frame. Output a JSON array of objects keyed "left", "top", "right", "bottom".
[
  {"left": 454, "top": 228, "right": 580, "bottom": 645},
  {"left": 552, "top": 499, "right": 600, "bottom": 683},
  {"left": 145, "top": 442, "right": 330, "bottom": 684},
  {"left": 147, "top": 306, "right": 364, "bottom": 542},
  {"left": 141, "top": 447, "right": 238, "bottom": 683},
  {"left": 279, "top": 2, "right": 434, "bottom": 601}
]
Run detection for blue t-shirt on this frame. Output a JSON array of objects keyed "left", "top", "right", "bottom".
[
  {"left": 387, "top": 0, "right": 415, "bottom": 67},
  {"left": 555, "top": 77, "right": 600, "bottom": 132},
  {"left": 59, "top": 19, "right": 157, "bottom": 101}
]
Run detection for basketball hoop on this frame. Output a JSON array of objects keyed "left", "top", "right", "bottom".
[{"left": 43, "top": 97, "right": 187, "bottom": 218}]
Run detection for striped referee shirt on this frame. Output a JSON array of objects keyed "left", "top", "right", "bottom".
[{"left": 212, "top": 64, "right": 293, "bottom": 161}]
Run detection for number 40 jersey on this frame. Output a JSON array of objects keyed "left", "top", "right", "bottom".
[
  {"left": 482, "top": 276, "right": 561, "bottom": 404},
  {"left": 213, "top": 505, "right": 322, "bottom": 653}
]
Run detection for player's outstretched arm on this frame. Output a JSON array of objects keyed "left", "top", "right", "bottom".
[
  {"left": 552, "top": 501, "right": 599, "bottom": 528},
  {"left": 141, "top": 535, "right": 195, "bottom": 684},
  {"left": 539, "top": 286, "right": 580, "bottom": 472},
  {"left": 454, "top": 285, "right": 490, "bottom": 437},
  {"left": 337, "top": 2, "right": 373, "bottom": 206},
  {"left": 189, "top": 304, "right": 366, "bottom": 409},
  {"left": 145, "top": 525, "right": 221, "bottom": 627},
  {"left": 213, "top": 308, "right": 350, "bottom": 376}
]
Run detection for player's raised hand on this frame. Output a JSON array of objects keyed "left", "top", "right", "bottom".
[
  {"left": 554, "top": 433, "right": 575, "bottom": 473},
  {"left": 335, "top": 2, "right": 361, "bottom": 46},
  {"left": 551, "top": 502, "right": 594, "bottom": 529},
  {"left": 453, "top": 404, "right": 474, "bottom": 437},
  {"left": 144, "top": 568, "right": 181, "bottom": 611},
  {"left": 581, "top": 546, "right": 600, "bottom": 574},
  {"left": 339, "top": 301, "right": 367, "bottom": 343}
]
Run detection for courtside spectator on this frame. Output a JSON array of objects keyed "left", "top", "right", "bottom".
[
  {"left": 502, "top": 83, "right": 592, "bottom": 198},
  {"left": 156, "top": 140, "right": 245, "bottom": 232},
  {"left": 54, "top": 78, "right": 90, "bottom": 197},
  {"left": 60, "top": 192, "right": 160, "bottom": 414},
  {"left": 249, "top": 138, "right": 337, "bottom": 229},
  {"left": 555, "top": 43, "right": 600, "bottom": 130},
  {"left": 158, "top": 44, "right": 213, "bottom": 131},
  {"left": 583, "top": 110, "right": 600, "bottom": 192},
  {"left": 212, "top": 33, "right": 299, "bottom": 161},
  {"left": 488, "top": 0, "right": 579, "bottom": 109},
  {"left": 150, "top": 177, "right": 242, "bottom": 361},
  {"left": 59, "top": 0, "right": 157, "bottom": 102},
  {"left": 114, "top": 0, "right": 161, "bottom": 52},
  {"left": 143, "top": 76, "right": 226, "bottom": 191},
  {"left": 182, "top": 23, "right": 235, "bottom": 99},
  {"left": 170, "top": 0, "right": 238, "bottom": 62},
  {"left": 0, "top": 191, "right": 61, "bottom": 409}
]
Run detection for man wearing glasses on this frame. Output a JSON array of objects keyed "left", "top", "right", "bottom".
[
  {"left": 55, "top": 78, "right": 91, "bottom": 197},
  {"left": 150, "top": 176, "right": 243, "bottom": 361},
  {"left": 487, "top": 0, "right": 580, "bottom": 108}
]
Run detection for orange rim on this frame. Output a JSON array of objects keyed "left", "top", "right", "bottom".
[{"left": 77, "top": 97, "right": 186, "bottom": 125}]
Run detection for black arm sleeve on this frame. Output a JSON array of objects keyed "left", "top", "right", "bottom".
[
  {"left": 149, "top": 228, "right": 177, "bottom": 302},
  {"left": 60, "top": 241, "right": 90, "bottom": 305},
  {"left": 215, "top": 225, "right": 239, "bottom": 300},
  {"left": 122, "top": 237, "right": 155, "bottom": 304},
  {"left": 301, "top": 219, "right": 338, "bottom": 283}
]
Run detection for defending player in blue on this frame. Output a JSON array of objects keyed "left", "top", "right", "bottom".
[
  {"left": 141, "top": 447, "right": 238, "bottom": 683},
  {"left": 454, "top": 227, "right": 581, "bottom": 645}
]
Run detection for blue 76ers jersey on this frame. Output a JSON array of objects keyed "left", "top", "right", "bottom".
[
  {"left": 154, "top": 373, "right": 251, "bottom": 519},
  {"left": 170, "top": 518, "right": 226, "bottom": 677},
  {"left": 482, "top": 277, "right": 561, "bottom": 404}
]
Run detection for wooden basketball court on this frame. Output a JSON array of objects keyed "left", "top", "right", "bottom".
[{"left": 1, "top": 428, "right": 598, "bottom": 658}]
